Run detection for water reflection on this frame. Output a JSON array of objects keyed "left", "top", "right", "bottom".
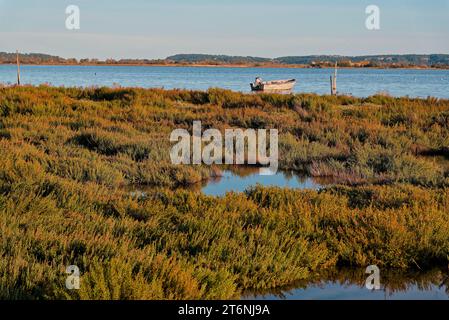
[
  {"left": 129, "top": 166, "right": 331, "bottom": 198},
  {"left": 201, "top": 166, "right": 326, "bottom": 196},
  {"left": 243, "top": 268, "right": 449, "bottom": 300}
]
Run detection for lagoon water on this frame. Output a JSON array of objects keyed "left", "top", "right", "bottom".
[{"left": 1, "top": 65, "right": 449, "bottom": 98}]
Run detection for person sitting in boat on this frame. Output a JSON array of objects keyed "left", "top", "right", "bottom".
[{"left": 253, "top": 77, "right": 263, "bottom": 90}]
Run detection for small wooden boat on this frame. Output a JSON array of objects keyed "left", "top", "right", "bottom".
[{"left": 250, "top": 77, "right": 296, "bottom": 92}]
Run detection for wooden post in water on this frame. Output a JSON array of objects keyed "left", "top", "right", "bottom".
[
  {"left": 330, "top": 75, "right": 334, "bottom": 95},
  {"left": 16, "top": 50, "right": 21, "bottom": 86},
  {"left": 330, "top": 62, "right": 337, "bottom": 95},
  {"left": 334, "top": 62, "right": 337, "bottom": 93}
]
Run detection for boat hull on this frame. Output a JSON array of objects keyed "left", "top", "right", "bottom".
[{"left": 251, "top": 79, "right": 296, "bottom": 92}]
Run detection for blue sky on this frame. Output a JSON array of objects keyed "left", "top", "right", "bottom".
[{"left": 0, "top": 0, "right": 448, "bottom": 59}]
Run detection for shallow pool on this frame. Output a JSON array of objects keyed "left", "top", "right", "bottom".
[
  {"left": 243, "top": 269, "right": 449, "bottom": 300},
  {"left": 201, "top": 167, "right": 324, "bottom": 196}
]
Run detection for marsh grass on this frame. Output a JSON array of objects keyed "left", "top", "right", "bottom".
[{"left": 1, "top": 86, "right": 449, "bottom": 299}]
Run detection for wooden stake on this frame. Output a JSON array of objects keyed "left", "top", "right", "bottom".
[
  {"left": 330, "top": 61, "right": 337, "bottom": 95},
  {"left": 16, "top": 50, "right": 21, "bottom": 86},
  {"left": 330, "top": 75, "right": 334, "bottom": 95}
]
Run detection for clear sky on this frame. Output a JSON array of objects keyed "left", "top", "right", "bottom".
[{"left": 0, "top": 0, "right": 448, "bottom": 59}]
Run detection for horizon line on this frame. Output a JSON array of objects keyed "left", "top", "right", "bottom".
[{"left": 3, "top": 51, "right": 449, "bottom": 61}]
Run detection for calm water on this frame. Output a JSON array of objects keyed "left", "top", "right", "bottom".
[
  {"left": 202, "top": 168, "right": 323, "bottom": 196},
  {"left": 129, "top": 167, "right": 325, "bottom": 198},
  {"left": 244, "top": 269, "right": 449, "bottom": 300},
  {"left": 1, "top": 65, "right": 449, "bottom": 98}
]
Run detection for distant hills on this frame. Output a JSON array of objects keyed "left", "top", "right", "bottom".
[
  {"left": 167, "top": 54, "right": 449, "bottom": 68},
  {"left": 277, "top": 54, "right": 449, "bottom": 66},
  {"left": 166, "top": 54, "right": 272, "bottom": 64},
  {"left": 1, "top": 52, "right": 449, "bottom": 68}
]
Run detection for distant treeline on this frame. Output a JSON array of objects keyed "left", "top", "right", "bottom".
[
  {"left": 1, "top": 52, "right": 449, "bottom": 68},
  {"left": 0, "top": 52, "right": 168, "bottom": 66},
  {"left": 168, "top": 53, "right": 449, "bottom": 68}
]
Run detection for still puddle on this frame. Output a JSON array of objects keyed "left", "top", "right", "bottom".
[
  {"left": 201, "top": 167, "right": 326, "bottom": 196},
  {"left": 243, "top": 269, "right": 449, "bottom": 300},
  {"left": 129, "top": 166, "right": 329, "bottom": 198}
]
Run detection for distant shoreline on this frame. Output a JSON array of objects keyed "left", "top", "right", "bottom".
[
  {"left": 3, "top": 52, "right": 449, "bottom": 70},
  {"left": 1, "top": 62, "right": 448, "bottom": 70}
]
